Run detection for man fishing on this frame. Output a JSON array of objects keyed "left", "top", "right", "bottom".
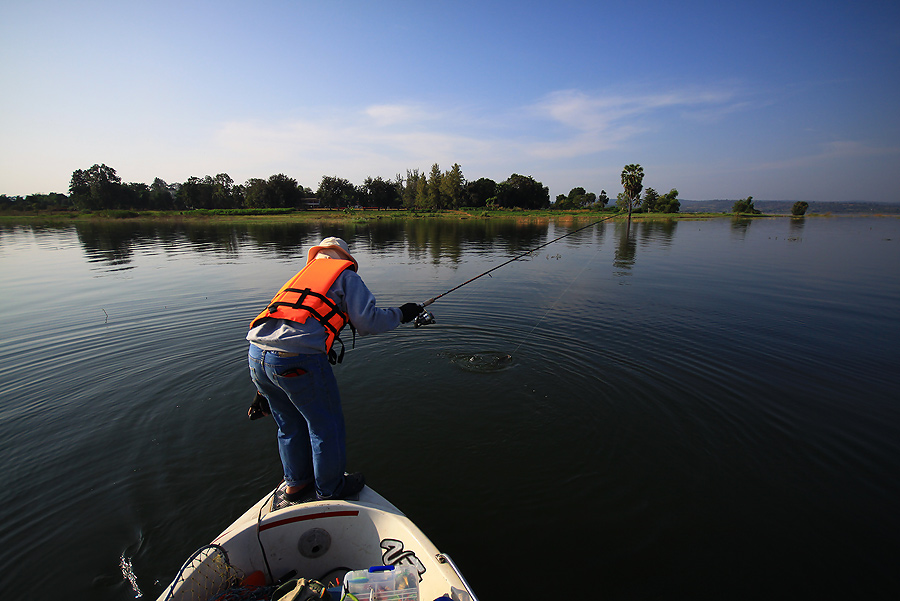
[{"left": 247, "top": 237, "right": 422, "bottom": 503}]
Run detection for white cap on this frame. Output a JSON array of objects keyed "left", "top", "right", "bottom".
[{"left": 306, "top": 237, "right": 358, "bottom": 271}]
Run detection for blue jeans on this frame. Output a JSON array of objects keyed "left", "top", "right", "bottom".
[{"left": 248, "top": 345, "right": 346, "bottom": 498}]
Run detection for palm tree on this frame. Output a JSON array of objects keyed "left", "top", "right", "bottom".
[{"left": 621, "top": 164, "right": 644, "bottom": 219}]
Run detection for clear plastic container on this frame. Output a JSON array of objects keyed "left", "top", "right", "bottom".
[{"left": 343, "top": 565, "right": 419, "bottom": 601}]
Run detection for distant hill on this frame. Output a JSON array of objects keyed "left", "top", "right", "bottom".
[{"left": 680, "top": 200, "right": 900, "bottom": 215}]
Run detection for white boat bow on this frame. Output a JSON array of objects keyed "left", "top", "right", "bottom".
[{"left": 158, "top": 484, "right": 477, "bottom": 601}]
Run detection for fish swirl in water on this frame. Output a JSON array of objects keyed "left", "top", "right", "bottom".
[{"left": 444, "top": 351, "right": 514, "bottom": 373}]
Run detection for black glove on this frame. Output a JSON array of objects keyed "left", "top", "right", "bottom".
[{"left": 399, "top": 302, "right": 423, "bottom": 323}]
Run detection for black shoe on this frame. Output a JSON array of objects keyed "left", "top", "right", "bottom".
[
  {"left": 317, "top": 473, "right": 365, "bottom": 501},
  {"left": 285, "top": 485, "right": 316, "bottom": 503},
  {"left": 272, "top": 483, "right": 315, "bottom": 510}
]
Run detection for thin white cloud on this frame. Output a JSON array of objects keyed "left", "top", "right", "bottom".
[
  {"left": 1, "top": 85, "right": 754, "bottom": 194},
  {"left": 216, "top": 86, "right": 744, "bottom": 178},
  {"left": 534, "top": 87, "right": 737, "bottom": 127},
  {"left": 821, "top": 140, "right": 899, "bottom": 158},
  {"left": 748, "top": 140, "right": 900, "bottom": 172},
  {"left": 681, "top": 100, "right": 761, "bottom": 123},
  {"left": 215, "top": 108, "right": 500, "bottom": 184},
  {"left": 526, "top": 86, "right": 741, "bottom": 159},
  {"left": 363, "top": 104, "right": 434, "bottom": 127}
]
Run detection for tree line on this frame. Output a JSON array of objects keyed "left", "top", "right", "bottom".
[
  {"left": 1, "top": 163, "right": 552, "bottom": 213},
  {"left": 552, "top": 164, "right": 682, "bottom": 215},
  {"left": 731, "top": 196, "right": 809, "bottom": 216},
  {"left": 2, "top": 162, "right": 690, "bottom": 214}
]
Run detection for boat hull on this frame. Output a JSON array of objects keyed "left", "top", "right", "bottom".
[{"left": 157, "top": 486, "right": 474, "bottom": 601}]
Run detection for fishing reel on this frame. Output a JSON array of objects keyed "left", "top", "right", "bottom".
[{"left": 413, "top": 309, "right": 436, "bottom": 328}]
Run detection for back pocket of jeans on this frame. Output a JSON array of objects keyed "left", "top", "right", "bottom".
[{"left": 279, "top": 367, "right": 307, "bottom": 378}]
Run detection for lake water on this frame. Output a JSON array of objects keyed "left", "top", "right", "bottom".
[{"left": 1, "top": 215, "right": 899, "bottom": 600}]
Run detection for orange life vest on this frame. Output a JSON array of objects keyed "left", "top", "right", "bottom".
[{"left": 250, "top": 259, "right": 355, "bottom": 361}]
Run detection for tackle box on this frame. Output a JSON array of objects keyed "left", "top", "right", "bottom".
[{"left": 343, "top": 565, "right": 419, "bottom": 601}]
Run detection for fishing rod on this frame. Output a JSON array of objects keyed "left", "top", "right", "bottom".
[{"left": 413, "top": 210, "right": 623, "bottom": 327}]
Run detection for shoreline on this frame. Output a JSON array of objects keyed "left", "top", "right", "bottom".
[{"left": 0, "top": 208, "right": 877, "bottom": 225}]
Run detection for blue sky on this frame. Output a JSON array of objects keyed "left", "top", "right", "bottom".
[{"left": 2, "top": 0, "right": 898, "bottom": 202}]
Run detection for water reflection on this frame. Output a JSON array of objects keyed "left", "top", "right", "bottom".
[
  {"left": 638, "top": 218, "right": 678, "bottom": 248},
  {"left": 614, "top": 221, "right": 637, "bottom": 274},
  {"left": 6, "top": 219, "right": 592, "bottom": 272},
  {"left": 401, "top": 218, "right": 549, "bottom": 264},
  {"left": 2, "top": 217, "right": 678, "bottom": 280},
  {"left": 75, "top": 222, "right": 150, "bottom": 269},
  {"left": 730, "top": 216, "right": 754, "bottom": 238},
  {"left": 68, "top": 221, "right": 323, "bottom": 268},
  {"left": 610, "top": 220, "right": 679, "bottom": 275}
]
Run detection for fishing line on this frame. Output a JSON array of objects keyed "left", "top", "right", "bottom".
[
  {"left": 419, "top": 211, "right": 621, "bottom": 309},
  {"left": 509, "top": 244, "right": 603, "bottom": 358}
]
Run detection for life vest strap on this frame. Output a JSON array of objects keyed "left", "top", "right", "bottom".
[
  {"left": 328, "top": 339, "right": 344, "bottom": 365},
  {"left": 267, "top": 288, "right": 344, "bottom": 337},
  {"left": 327, "top": 322, "right": 357, "bottom": 365}
]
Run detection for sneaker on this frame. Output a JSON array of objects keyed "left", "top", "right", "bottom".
[
  {"left": 272, "top": 483, "right": 315, "bottom": 510},
  {"left": 285, "top": 485, "right": 316, "bottom": 503},
  {"left": 272, "top": 488, "right": 292, "bottom": 511},
  {"left": 317, "top": 472, "right": 365, "bottom": 501}
]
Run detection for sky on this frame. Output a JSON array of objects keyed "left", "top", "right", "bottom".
[{"left": 2, "top": 0, "right": 899, "bottom": 203}]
